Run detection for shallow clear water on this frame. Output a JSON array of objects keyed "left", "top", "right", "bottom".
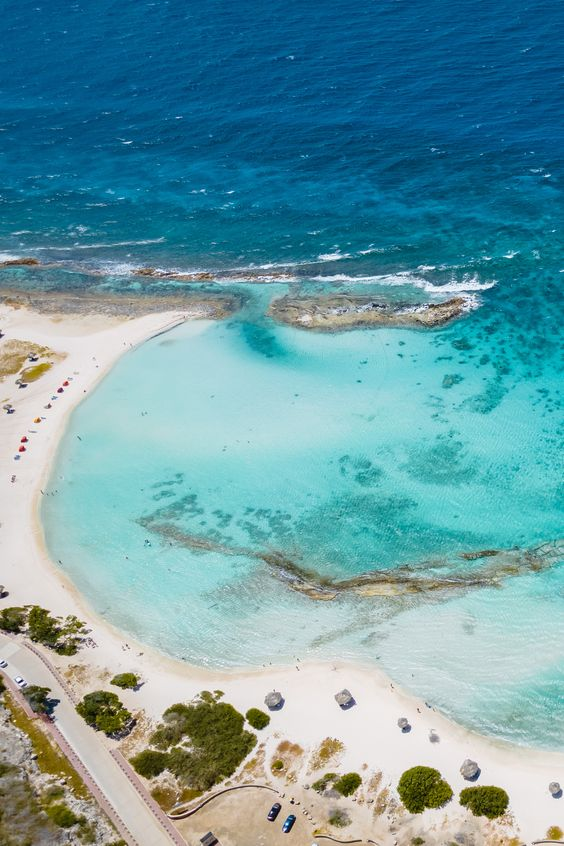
[
  {"left": 2, "top": 0, "right": 563, "bottom": 747},
  {"left": 44, "top": 300, "right": 563, "bottom": 748}
]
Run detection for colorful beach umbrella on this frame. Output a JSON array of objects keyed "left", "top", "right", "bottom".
[
  {"left": 20, "top": 436, "right": 28, "bottom": 443},
  {"left": 18, "top": 446, "right": 26, "bottom": 452},
  {"left": 57, "top": 388, "right": 64, "bottom": 393},
  {"left": 63, "top": 380, "right": 69, "bottom": 386},
  {"left": 34, "top": 417, "right": 41, "bottom": 423}
]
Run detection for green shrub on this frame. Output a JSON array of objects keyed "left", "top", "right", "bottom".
[
  {"left": 411, "top": 838, "right": 425, "bottom": 846},
  {"left": 547, "top": 827, "right": 563, "bottom": 841},
  {"left": 130, "top": 750, "right": 168, "bottom": 779},
  {"left": 397, "top": 766, "right": 453, "bottom": 813},
  {"left": 312, "top": 772, "right": 337, "bottom": 793},
  {"left": 22, "top": 685, "right": 51, "bottom": 714},
  {"left": 45, "top": 803, "right": 80, "bottom": 828},
  {"left": 76, "top": 691, "right": 132, "bottom": 736},
  {"left": 328, "top": 809, "right": 350, "bottom": 827},
  {"left": 271, "top": 759, "right": 284, "bottom": 771},
  {"left": 459, "top": 785, "right": 509, "bottom": 819},
  {"left": 245, "top": 708, "right": 270, "bottom": 730},
  {"left": 334, "top": 772, "right": 362, "bottom": 797},
  {"left": 111, "top": 673, "right": 139, "bottom": 690},
  {"left": 148, "top": 693, "right": 256, "bottom": 790},
  {"left": 0, "top": 606, "right": 26, "bottom": 633}
]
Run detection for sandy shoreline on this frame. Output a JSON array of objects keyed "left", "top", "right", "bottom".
[{"left": 1, "top": 301, "right": 562, "bottom": 843}]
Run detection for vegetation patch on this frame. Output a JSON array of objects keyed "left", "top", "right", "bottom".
[
  {"left": 310, "top": 737, "right": 345, "bottom": 770},
  {"left": 245, "top": 707, "right": 270, "bottom": 730},
  {"left": 111, "top": 672, "right": 140, "bottom": 689},
  {"left": 271, "top": 758, "right": 284, "bottom": 772},
  {"left": 328, "top": 808, "right": 350, "bottom": 828},
  {"left": 130, "top": 691, "right": 256, "bottom": 792},
  {"left": 459, "top": 785, "right": 509, "bottom": 819},
  {"left": 130, "top": 749, "right": 169, "bottom": 779},
  {"left": 312, "top": 772, "right": 338, "bottom": 793},
  {"left": 334, "top": 772, "right": 362, "bottom": 796},
  {"left": 397, "top": 766, "right": 453, "bottom": 813},
  {"left": 547, "top": 827, "right": 564, "bottom": 841},
  {"left": 20, "top": 361, "right": 53, "bottom": 382},
  {"left": 22, "top": 685, "right": 53, "bottom": 715},
  {"left": 0, "top": 605, "right": 87, "bottom": 655},
  {"left": 0, "top": 340, "right": 57, "bottom": 381},
  {"left": 45, "top": 802, "right": 81, "bottom": 828},
  {"left": 76, "top": 690, "right": 133, "bottom": 736},
  {"left": 5, "top": 692, "right": 89, "bottom": 798}
]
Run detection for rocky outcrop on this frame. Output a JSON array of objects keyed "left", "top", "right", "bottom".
[
  {"left": 268, "top": 295, "right": 468, "bottom": 331},
  {"left": 0, "top": 257, "right": 40, "bottom": 267}
]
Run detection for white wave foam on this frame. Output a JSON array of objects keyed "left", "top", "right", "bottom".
[
  {"left": 35, "top": 238, "right": 166, "bottom": 252},
  {"left": 419, "top": 276, "right": 497, "bottom": 293},
  {"left": 0, "top": 252, "right": 24, "bottom": 262},
  {"left": 317, "top": 252, "right": 352, "bottom": 261}
]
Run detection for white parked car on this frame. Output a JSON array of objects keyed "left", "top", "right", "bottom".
[
  {"left": 0, "top": 658, "right": 7, "bottom": 668},
  {"left": 14, "top": 676, "right": 27, "bottom": 688}
]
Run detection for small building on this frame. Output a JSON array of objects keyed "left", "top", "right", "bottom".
[{"left": 200, "top": 833, "right": 220, "bottom": 846}]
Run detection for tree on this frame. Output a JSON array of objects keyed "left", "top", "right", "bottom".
[
  {"left": 23, "top": 685, "right": 52, "bottom": 715},
  {"left": 27, "top": 606, "right": 61, "bottom": 648},
  {"left": 397, "top": 766, "right": 453, "bottom": 813},
  {"left": 0, "top": 606, "right": 27, "bottom": 633},
  {"left": 130, "top": 750, "right": 168, "bottom": 779},
  {"left": 111, "top": 673, "right": 139, "bottom": 690},
  {"left": 76, "top": 691, "right": 132, "bottom": 736},
  {"left": 459, "top": 785, "right": 509, "bottom": 819},
  {"left": 245, "top": 708, "right": 270, "bottom": 730},
  {"left": 334, "top": 772, "right": 362, "bottom": 796}
]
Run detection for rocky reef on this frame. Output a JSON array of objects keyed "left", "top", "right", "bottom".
[
  {"left": 0, "top": 287, "right": 243, "bottom": 319},
  {"left": 0, "top": 257, "right": 41, "bottom": 267},
  {"left": 268, "top": 294, "right": 468, "bottom": 330},
  {"left": 137, "top": 510, "right": 564, "bottom": 602}
]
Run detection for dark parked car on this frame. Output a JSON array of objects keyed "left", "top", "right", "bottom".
[
  {"left": 267, "top": 802, "right": 281, "bottom": 821},
  {"left": 282, "top": 814, "right": 296, "bottom": 833}
]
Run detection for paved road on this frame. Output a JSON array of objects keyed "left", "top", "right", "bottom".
[{"left": 0, "top": 634, "right": 179, "bottom": 846}]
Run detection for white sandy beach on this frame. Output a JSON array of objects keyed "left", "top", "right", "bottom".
[{"left": 0, "top": 301, "right": 562, "bottom": 843}]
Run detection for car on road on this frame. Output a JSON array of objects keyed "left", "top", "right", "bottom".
[
  {"left": 282, "top": 814, "right": 296, "bottom": 833},
  {"left": 14, "top": 676, "right": 27, "bottom": 688},
  {"left": 0, "top": 658, "right": 7, "bottom": 668},
  {"left": 267, "top": 802, "right": 281, "bottom": 821}
]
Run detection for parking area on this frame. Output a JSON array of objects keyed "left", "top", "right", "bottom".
[{"left": 174, "top": 789, "right": 315, "bottom": 846}]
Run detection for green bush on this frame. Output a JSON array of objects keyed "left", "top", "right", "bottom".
[
  {"left": 397, "top": 766, "right": 453, "bottom": 813},
  {"left": 272, "top": 759, "right": 284, "bottom": 771},
  {"left": 23, "top": 685, "right": 51, "bottom": 714},
  {"left": 45, "top": 803, "right": 80, "bottom": 828},
  {"left": 76, "top": 691, "right": 132, "bottom": 736},
  {"left": 111, "top": 673, "right": 139, "bottom": 690},
  {"left": 130, "top": 750, "right": 168, "bottom": 779},
  {"left": 459, "top": 785, "right": 509, "bottom": 819},
  {"left": 148, "top": 693, "right": 256, "bottom": 790},
  {"left": 328, "top": 809, "right": 350, "bottom": 827},
  {"left": 334, "top": 772, "right": 362, "bottom": 797},
  {"left": 312, "top": 772, "right": 337, "bottom": 793},
  {"left": 245, "top": 708, "right": 270, "bottom": 730},
  {"left": 0, "top": 607, "right": 26, "bottom": 633}
]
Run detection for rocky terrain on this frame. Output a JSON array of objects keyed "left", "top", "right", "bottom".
[{"left": 268, "top": 294, "right": 468, "bottom": 330}]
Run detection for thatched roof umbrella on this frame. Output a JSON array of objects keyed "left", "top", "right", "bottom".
[
  {"left": 460, "top": 759, "right": 480, "bottom": 780},
  {"left": 397, "top": 717, "right": 410, "bottom": 731},
  {"left": 549, "top": 781, "right": 561, "bottom": 797},
  {"left": 264, "top": 690, "right": 283, "bottom": 710},
  {"left": 334, "top": 688, "right": 354, "bottom": 708}
]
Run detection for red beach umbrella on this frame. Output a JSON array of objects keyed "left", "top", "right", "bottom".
[
  {"left": 63, "top": 380, "right": 69, "bottom": 386},
  {"left": 18, "top": 446, "right": 26, "bottom": 453},
  {"left": 20, "top": 436, "right": 28, "bottom": 443},
  {"left": 57, "top": 388, "right": 64, "bottom": 393}
]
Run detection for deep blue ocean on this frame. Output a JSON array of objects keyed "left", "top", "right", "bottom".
[{"left": 3, "top": 1, "right": 564, "bottom": 748}]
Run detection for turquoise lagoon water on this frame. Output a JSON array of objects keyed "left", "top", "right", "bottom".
[{"left": 43, "top": 290, "right": 564, "bottom": 749}]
